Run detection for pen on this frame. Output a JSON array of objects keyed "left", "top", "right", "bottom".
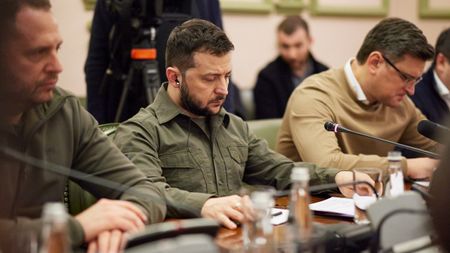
[{"left": 272, "top": 211, "right": 282, "bottom": 217}]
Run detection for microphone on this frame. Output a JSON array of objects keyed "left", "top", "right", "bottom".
[
  {"left": 324, "top": 121, "right": 440, "bottom": 159},
  {"left": 275, "top": 180, "right": 380, "bottom": 199},
  {"left": 417, "top": 120, "right": 449, "bottom": 144}
]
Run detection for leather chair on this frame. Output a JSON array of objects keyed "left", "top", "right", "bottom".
[
  {"left": 64, "top": 123, "right": 119, "bottom": 215},
  {"left": 246, "top": 118, "right": 282, "bottom": 150}
]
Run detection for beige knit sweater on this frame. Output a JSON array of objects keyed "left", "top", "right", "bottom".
[{"left": 276, "top": 68, "right": 437, "bottom": 172}]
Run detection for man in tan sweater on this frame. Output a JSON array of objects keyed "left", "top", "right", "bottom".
[{"left": 276, "top": 17, "right": 438, "bottom": 179}]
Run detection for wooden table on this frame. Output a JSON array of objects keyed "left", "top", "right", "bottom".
[{"left": 214, "top": 195, "right": 352, "bottom": 252}]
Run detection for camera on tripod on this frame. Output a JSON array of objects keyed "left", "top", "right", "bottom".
[{"left": 105, "top": 0, "right": 164, "bottom": 122}]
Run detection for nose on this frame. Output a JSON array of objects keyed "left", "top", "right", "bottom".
[
  {"left": 214, "top": 77, "right": 229, "bottom": 96},
  {"left": 46, "top": 51, "right": 63, "bottom": 74},
  {"left": 405, "top": 83, "right": 415, "bottom": 96}
]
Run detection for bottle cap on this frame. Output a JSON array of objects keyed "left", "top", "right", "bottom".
[
  {"left": 42, "top": 202, "right": 67, "bottom": 223},
  {"left": 291, "top": 167, "right": 310, "bottom": 181},
  {"left": 387, "top": 151, "right": 402, "bottom": 161}
]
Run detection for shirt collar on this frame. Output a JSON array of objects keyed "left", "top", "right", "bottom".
[
  {"left": 344, "top": 58, "right": 370, "bottom": 105},
  {"left": 434, "top": 70, "right": 450, "bottom": 96},
  {"left": 152, "top": 83, "right": 230, "bottom": 127}
]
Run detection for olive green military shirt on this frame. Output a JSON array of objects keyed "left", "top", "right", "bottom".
[{"left": 113, "top": 84, "right": 338, "bottom": 218}]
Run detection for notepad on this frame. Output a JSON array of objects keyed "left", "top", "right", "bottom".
[{"left": 309, "top": 197, "right": 355, "bottom": 218}]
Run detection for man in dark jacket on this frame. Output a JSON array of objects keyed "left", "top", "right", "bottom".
[
  {"left": 0, "top": 1, "right": 166, "bottom": 252},
  {"left": 410, "top": 28, "right": 450, "bottom": 125},
  {"left": 253, "top": 16, "right": 328, "bottom": 119}
]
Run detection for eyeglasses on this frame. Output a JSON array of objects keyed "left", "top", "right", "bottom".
[{"left": 382, "top": 54, "right": 423, "bottom": 86}]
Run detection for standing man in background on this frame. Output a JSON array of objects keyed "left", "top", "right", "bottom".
[
  {"left": 411, "top": 28, "right": 450, "bottom": 125},
  {"left": 253, "top": 16, "right": 328, "bottom": 119}
]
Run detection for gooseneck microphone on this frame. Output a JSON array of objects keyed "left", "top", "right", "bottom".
[
  {"left": 324, "top": 121, "right": 440, "bottom": 159},
  {"left": 417, "top": 120, "right": 449, "bottom": 144}
]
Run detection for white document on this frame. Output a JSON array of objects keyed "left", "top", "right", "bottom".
[
  {"left": 271, "top": 208, "right": 289, "bottom": 225},
  {"left": 309, "top": 197, "right": 355, "bottom": 218},
  {"left": 414, "top": 181, "right": 430, "bottom": 187}
]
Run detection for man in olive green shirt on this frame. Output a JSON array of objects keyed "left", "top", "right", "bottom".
[{"left": 114, "top": 19, "right": 361, "bottom": 229}]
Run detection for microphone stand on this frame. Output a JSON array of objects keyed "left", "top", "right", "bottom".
[{"left": 325, "top": 122, "right": 440, "bottom": 159}]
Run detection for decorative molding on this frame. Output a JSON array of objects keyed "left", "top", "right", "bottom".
[
  {"left": 220, "top": 0, "right": 273, "bottom": 14},
  {"left": 274, "top": 0, "right": 305, "bottom": 14},
  {"left": 419, "top": 0, "right": 450, "bottom": 19},
  {"left": 310, "top": 0, "right": 389, "bottom": 17},
  {"left": 82, "top": 0, "right": 96, "bottom": 11}
]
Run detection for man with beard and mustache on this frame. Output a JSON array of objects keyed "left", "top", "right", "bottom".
[
  {"left": 113, "top": 19, "right": 368, "bottom": 229},
  {"left": 253, "top": 16, "right": 328, "bottom": 119}
]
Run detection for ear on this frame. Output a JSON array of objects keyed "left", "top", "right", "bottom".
[
  {"left": 166, "top": 67, "right": 181, "bottom": 88},
  {"left": 366, "top": 51, "right": 383, "bottom": 74}
]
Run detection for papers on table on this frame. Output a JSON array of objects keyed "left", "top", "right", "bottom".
[
  {"left": 270, "top": 197, "right": 355, "bottom": 225},
  {"left": 309, "top": 197, "right": 354, "bottom": 218},
  {"left": 271, "top": 208, "right": 289, "bottom": 225},
  {"left": 414, "top": 181, "right": 430, "bottom": 188}
]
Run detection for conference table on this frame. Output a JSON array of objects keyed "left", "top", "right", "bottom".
[
  {"left": 214, "top": 194, "right": 353, "bottom": 252},
  {"left": 213, "top": 181, "right": 423, "bottom": 252}
]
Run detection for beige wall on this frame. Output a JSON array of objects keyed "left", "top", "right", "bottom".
[{"left": 52, "top": 0, "right": 450, "bottom": 96}]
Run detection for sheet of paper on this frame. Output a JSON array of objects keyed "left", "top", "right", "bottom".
[
  {"left": 271, "top": 208, "right": 289, "bottom": 225},
  {"left": 309, "top": 197, "right": 354, "bottom": 218},
  {"left": 414, "top": 181, "right": 430, "bottom": 187}
]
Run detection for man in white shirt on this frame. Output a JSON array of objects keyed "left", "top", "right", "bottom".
[{"left": 411, "top": 28, "right": 450, "bottom": 125}]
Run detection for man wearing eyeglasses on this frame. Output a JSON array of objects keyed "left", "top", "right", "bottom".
[{"left": 276, "top": 17, "right": 439, "bottom": 179}]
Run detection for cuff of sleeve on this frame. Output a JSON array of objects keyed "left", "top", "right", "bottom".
[
  {"left": 401, "top": 157, "right": 408, "bottom": 175},
  {"left": 183, "top": 192, "right": 215, "bottom": 217},
  {"left": 67, "top": 216, "right": 85, "bottom": 247},
  {"left": 323, "top": 168, "right": 339, "bottom": 184}
]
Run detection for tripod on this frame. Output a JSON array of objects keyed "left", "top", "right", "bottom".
[{"left": 114, "top": 26, "right": 161, "bottom": 123}]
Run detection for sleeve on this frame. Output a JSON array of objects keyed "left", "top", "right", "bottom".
[
  {"left": 112, "top": 120, "right": 214, "bottom": 219},
  {"left": 84, "top": 0, "right": 114, "bottom": 123},
  {"left": 286, "top": 87, "right": 391, "bottom": 171},
  {"left": 253, "top": 70, "right": 281, "bottom": 119},
  {"left": 398, "top": 99, "right": 439, "bottom": 152},
  {"left": 242, "top": 122, "right": 338, "bottom": 189},
  {"left": 69, "top": 98, "right": 166, "bottom": 226}
]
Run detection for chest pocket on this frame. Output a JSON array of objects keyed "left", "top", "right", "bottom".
[
  {"left": 225, "top": 145, "right": 248, "bottom": 190},
  {"left": 159, "top": 149, "right": 207, "bottom": 193}
]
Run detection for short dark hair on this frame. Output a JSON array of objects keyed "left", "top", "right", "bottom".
[
  {"left": 356, "top": 17, "right": 434, "bottom": 64},
  {"left": 277, "top": 16, "right": 309, "bottom": 36},
  {"left": 435, "top": 28, "right": 450, "bottom": 62},
  {"left": 0, "top": 0, "right": 51, "bottom": 46},
  {"left": 165, "top": 19, "right": 234, "bottom": 73}
]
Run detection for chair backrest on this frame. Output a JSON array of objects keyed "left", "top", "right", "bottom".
[
  {"left": 367, "top": 191, "right": 434, "bottom": 251},
  {"left": 246, "top": 119, "right": 282, "bottom": 150},
  {"left": 64, "top": 123, "right": 119, "bottom": 215}
]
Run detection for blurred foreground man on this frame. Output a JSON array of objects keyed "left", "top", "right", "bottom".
[{"left": 0, "top": 0, "right": 166, "bottom": 252}]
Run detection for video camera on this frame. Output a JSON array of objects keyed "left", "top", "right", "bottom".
[{"left": 102, "top": 0, "right": 193, "bottom": 122}]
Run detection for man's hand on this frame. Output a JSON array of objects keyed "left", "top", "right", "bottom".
[
  {"left": 75, "top": 199, "right": 147, "bottom": 242},
  {"left": 406, "top": 158, "right": 438, "bottom": 179},
  {"left": 87, "top": 229, "right": 127, "bottom": 253},
  {"left": 335, "top": 170, "right": 376, "bottom": 197},
  {"left": 200, "top": 195, "right": 244, "bottom": 229}
]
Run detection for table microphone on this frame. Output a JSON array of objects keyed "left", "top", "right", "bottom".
[
  {"left": 324, "top": 121, "right": 440, "bottom": 159},
  {"left": 417, "top": 119, "right": 449, "bottom": 144},
  {"left": 275, "top": 180, "right": 380, "bottom": 198}
]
